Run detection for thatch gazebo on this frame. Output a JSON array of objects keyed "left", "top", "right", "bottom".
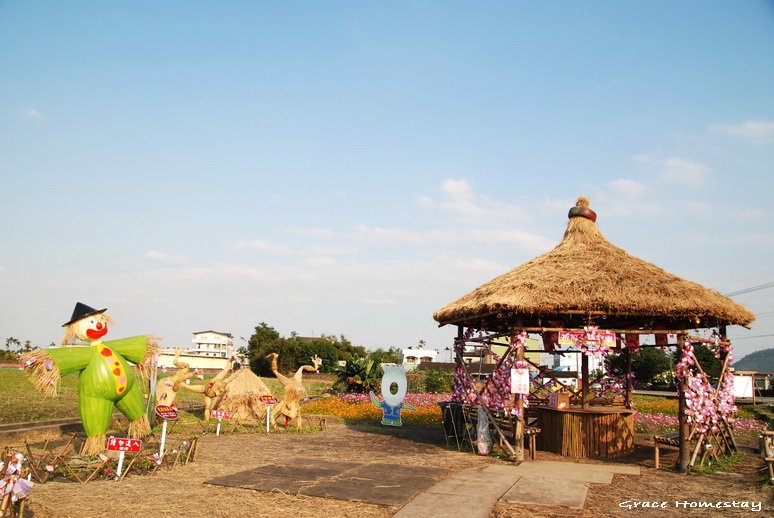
[{"left": 433, "top": 196, "right": 755, "bottom": 469}]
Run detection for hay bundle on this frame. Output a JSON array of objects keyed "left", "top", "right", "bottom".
[{"left": 213, "top": 369, "right": 273, "bottom": 421}]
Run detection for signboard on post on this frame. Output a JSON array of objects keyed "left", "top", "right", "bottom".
[
  {"left": 259, "top": 394, "right": 278, "bottom": 433},
  {"left": 155, "top": 404, "right": 178, "bottom": 420},
  {"left": 106, "top": 437, "right": 142, "bottom": 453},
  {"left": 259, "top": 395, "right": 279, "bottom": 405},
  {"left": 106, "top": 436, "right": 142, "bottom": 480},
  {"left": 210, "top": 409, "right": 231, "bottom": 420}
]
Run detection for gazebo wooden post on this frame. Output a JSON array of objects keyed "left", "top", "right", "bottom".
[
  {"left": 624, "top": 342, "right": 632, "bottom": 410},
  {"left": 581, "top": 353, "right": 589, "bottom": 409},
  {"left": 677, "top": 333, "right": 690, "bottom": 473},
  {"left": 514, "top": 339, "right": 526, "bottom": 462},
  {"left": 456, "top": 326, "right": 463, "bottom": 362}
]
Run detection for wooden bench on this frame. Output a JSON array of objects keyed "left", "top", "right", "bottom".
[
  {"left": 654, "top": 431, "right": 719, "bottom": 469},
  {"left": 653, "top": 432, "right": 680, "bottom": 469}
]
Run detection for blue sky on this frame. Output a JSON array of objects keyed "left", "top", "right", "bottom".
[{"left": 1, "top": 1, "right": 773, "bottom": 363}]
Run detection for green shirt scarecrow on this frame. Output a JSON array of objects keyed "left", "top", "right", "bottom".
[{"left": 22, "top": 303, "right": 157, "bottom": 455}]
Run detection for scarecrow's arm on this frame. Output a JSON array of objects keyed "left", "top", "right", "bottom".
[
  {"left": 105, "top": 335, "right": 158, "bottom": 375},
  {"left": 402, "top": 402, "right": 417, "bottom": 412},
  {"left": 20, "top": 346, "right": 93, "bottom": 396},
  {"left": 369, "top": 391, "right": 381, "bottom": 409}
]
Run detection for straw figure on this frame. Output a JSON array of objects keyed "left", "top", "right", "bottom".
[
  {"left": 154, "top": 349, "right": 197, "bottom": 406},
  {"left": 210, "top": 368, "right": 274, "bottom": 422},
  {"left": 266, "top": 352, "right": 322, "bottom": 429},
  {"left": 21, "top": 303, "right": 157, "bottom": 456},
  {"left": 177, "top": 356, "right": 236, "bottom": 419}
]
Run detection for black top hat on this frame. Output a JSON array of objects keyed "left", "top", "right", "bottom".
[{"left": 62, "top": 302, "right": 107, "bottom": 327}]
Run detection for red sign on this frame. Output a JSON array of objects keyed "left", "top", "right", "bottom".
[
  {"left": 558, "top": 331, "right": 616, "bottom": 347},
  {"left": 210, "top": 409, "right": 231, "bottom": 420},
  {"left": 259, "top": 395, "right": 279, "bottom": 405},
  {"left": 155, "top": 404, "right": 179, "bottom": 420},
  {"left": 106, "top": 436, "right": 142, "bottom": 453}
]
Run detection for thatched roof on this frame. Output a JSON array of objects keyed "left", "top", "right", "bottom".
[{"left": 433, "top": 197, "right": 755, "bottom": 331}]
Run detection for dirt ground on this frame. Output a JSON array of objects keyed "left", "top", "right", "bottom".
[{"left": 13, "top": 423, "right": 774, "bottom": 517}]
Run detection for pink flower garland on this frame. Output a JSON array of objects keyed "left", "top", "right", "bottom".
[
  {"left": 451, "top": 328, "right": 531, "bottom": 418},
  {"left": 575, "top": 325, "right": 611, "bottom": 358},
  {"left": 674, "top": 336, "right": 736, "bottom": 434}
]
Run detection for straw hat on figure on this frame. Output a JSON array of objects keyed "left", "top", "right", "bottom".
[{"left": 22, "top": 303, "right": 157, "bottom": 455}]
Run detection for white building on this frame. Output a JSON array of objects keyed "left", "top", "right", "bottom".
[
  {"left": 398, "top": 347, "right": 438, "bottom": 371},
  {"left": 157, "top": 330, "right": 244, "bottom": 372},
  {"left": 190, "top": 330, "right": 234, "bottom": 358}
]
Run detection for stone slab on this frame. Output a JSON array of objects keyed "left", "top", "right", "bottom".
[
  {"left": 395, "top": 468, "right": 522, "bottom": 518},
  {"left": 502, "top": 475, "right": 589, "bottom": 509},
  {"left": 394, "top": 490, "right": 493, "bottom": 518}
]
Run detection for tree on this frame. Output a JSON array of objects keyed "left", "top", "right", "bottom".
[
  {"left": 245, "top": 323, "right": 368, "bottom": 376},
  {"left": 368, "top": 347, "right": 400, "bottom": 365},
  {"left": 608, "top": 347, "right": 672, "bottom": 387},
  {"left": 674, "top": 344, "right": 722, "bottom": 379},
  {"left": 5, "top": 337, "right": 20, "bottom": 353}
]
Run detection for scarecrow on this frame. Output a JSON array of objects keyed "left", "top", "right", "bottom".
[
  {"left": 154, "top": 349, "right": 197, "bottom": 407},
  {"left": 178, "top": 355, "right": 236, "bottom": 419},
  {"left": 21, "top": 302, "right": 157, "bottom": 455},
  {"left": 266, "top": 352, "right": 321, "bottom": 429}
]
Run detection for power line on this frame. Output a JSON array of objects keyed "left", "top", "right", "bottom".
[
  {"left": 731, "top": 334, "right": 774, "bottom": 340},
  {"left": 724, "top": 281, "right": 774, "bottom": 297}
]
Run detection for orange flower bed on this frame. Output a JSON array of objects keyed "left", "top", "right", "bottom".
[{"left": 302, "top": 394, "right": 445, "bottom": 425}]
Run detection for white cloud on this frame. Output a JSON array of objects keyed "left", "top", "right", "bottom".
[
  {"left": 22, "top": 108, "right": 45, "bottom": 120},
  {"left": 420, "top": 178, "right": 530, "bottom": 224},
  {"left": 709, "top": 120, "right": 774, "bottom": 143},
  {"left": 732, "top": 209, "right": 767, "bottom": 220},
  {"left": 302, "top": 257, "right": 339, "bottom": 267},
  {"left": 146, "top": 250, "right": 187, "bottom": 264},
  {"left": 308, "top": 244, "right": 358, "bottom": 256},
  {"left": 659, "top": 157, "right": 710, "bottom": 187},
  {"left": 362, "top": 297, "right": 400, "bottom": 305},
  {"left": 630, "top": 153, "right": 653, "bottom": 164},
  {"left": 234, "top": 239, "right": 293, "bottom": 255},
  {"left": 286, "top": 227, "right": 338, "bottom": 239},
  {"left": 608, "top": 178, "right": 648, "bottom": 197},
  {"left": 736, "top": 234, "right": 774, "bottom": 246},
  {"left": 350, "top": 224, "right": 552, "bottom": 252}
]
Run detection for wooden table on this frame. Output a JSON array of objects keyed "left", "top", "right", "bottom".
[{"left": 536, "top": 406, "right": 634, "bottom": 458}]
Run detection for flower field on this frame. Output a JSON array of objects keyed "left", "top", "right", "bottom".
[
  {"left": 302, "top": 392, "right": 769, "bottom": 436},
  {"left": 302, "top": 393, "right": 452, "bottom": 425}
]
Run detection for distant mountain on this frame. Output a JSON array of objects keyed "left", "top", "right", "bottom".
[{"left": 733, "top": 348, "right": 774, "bottom": 372}]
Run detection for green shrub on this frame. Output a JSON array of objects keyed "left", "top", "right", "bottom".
[
  {"left": 406, "top": 372, "right": 425, "bottom": 393},
  {"left": 424, "top": 369, "right": 453, "bottom": 393}
]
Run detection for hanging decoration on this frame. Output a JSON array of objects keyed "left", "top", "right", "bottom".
[{"left": 572, "top": 326, "right": 615, "bottom": 358}]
